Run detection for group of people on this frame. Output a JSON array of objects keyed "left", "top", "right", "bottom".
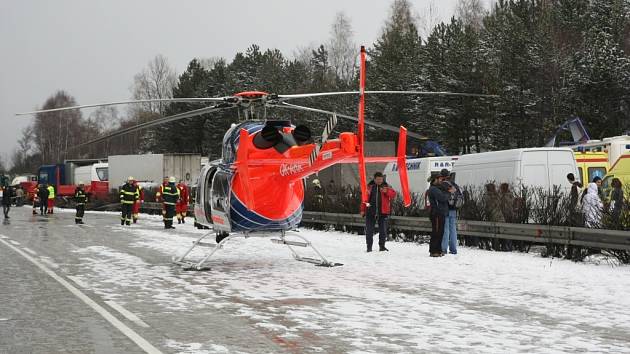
[
  {"left": 119, "top": 176, "right": 189, "bottom": 229},
  {"left": 568, "top": 173, "right": 625, "bottom": 228},
  {"left": 427, "top": 169, "right": 462, "bottom": 257},
  {"left": 359, "top": 169, "right": 462, "bottom": 257},
  {"left": 32, "top": 183, "right": 56, "bottom": 215}
]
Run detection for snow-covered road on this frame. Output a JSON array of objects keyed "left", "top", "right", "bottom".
[{"left": 2, "top": 207, "right": 630, "bottom": 353}]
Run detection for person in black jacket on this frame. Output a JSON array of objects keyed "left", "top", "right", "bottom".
[
  {"left": 427, "top": 172, "right": 452, "bottom": 257},
  {"left": 37, "top": 184, "right": 49, "bottom": 215},
  {"left": 162, "top": 176, "right": 180, "bottom": 229},
  {"left": 74, "top": 182, "right": 88, "bottom": 224},
  {"left": 2, "top": 185, "right": 12, "bottom": 219},
  {"left": 119, "top": 177, "right": 138, "bottom": 226}
]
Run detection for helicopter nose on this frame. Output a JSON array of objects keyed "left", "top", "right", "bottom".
[{"left": 292, "top": 125, "right": 311, "bottom": 145}]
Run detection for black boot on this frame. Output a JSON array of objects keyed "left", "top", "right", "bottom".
[
  {"left": 379, "top": 246, "right": 389, "bottom": 252},
  {"left": 182, "top": 218, "right": 185, "bottom": 224},
  {"left": 367, "top": 245, "right": 372, "bottom": 253},
  {"left": 121, "top": 219, "right": 125, "bottom": 226}
]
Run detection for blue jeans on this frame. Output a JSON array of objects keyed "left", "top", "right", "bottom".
[{"left": 442, "top": 209, "right": 458, "bottom": 254}]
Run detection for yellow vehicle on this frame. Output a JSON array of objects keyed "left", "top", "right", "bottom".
[
  {"left": 574, "top": 150, "right": 608, "bottom": 185},
  {"left": 602, "top": 152, "right": 630, "bottom": 189}
]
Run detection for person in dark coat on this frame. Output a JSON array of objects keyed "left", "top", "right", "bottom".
[
  {"left": 119, "top": 176, "right": 138, "bottom": 226},
  {"left": 360, "top": 172, "right": 397, "bottom": 252},
  {"left": 2, "top": 185, "right": 13, "bottom": 219},
  {"left": 427, "top": 172, "right": 452, "bottom": 257},
  {"left": 609, "top": 178, "right": 624, "bottom": 228},
  {"left": 74, "top": 182, "right": 88, "bottom": 224},
  {"left": 37, "top": 184, "right": 49, "bottom": 215},
  {"left": 161, "top": 176, "right": 180, "bottom": 229}
]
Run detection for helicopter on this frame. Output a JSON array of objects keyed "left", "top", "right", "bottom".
[{"left": 18, "top": 46, "right": 496, "bottom": 270}]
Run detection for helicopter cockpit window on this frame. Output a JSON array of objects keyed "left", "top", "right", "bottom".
[{"left": 211, "top": 172, "right": 230, "bottom": 213}]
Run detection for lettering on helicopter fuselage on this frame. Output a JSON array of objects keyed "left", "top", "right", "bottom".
[
  {"left": 212, "top": 215, "right": 225, "bottom": 224},
  {"left": 322, "top": 151, "right": 333, "bottom": 161},
  {"left": 280, "top": 163, "right": 305, "bottom": 177}
]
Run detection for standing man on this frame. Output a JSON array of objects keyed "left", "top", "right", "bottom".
[
  {"left": 2, "top": 185, "right": 12, "bottom": 219},
  {"left": 155, "top": 176, "right": 169, "bottom": 225},
  {"left": 36, "top": 184, "right": 48, "bottom": 215},
  {"left": 441, "top": 170, "right": 462, "bottom": 255},
  {"left": 132, "top": 179, "right": 144, "bottom": 223},
  {"left": 360, "top": 172, "right": 397, "bottom": 252},
  {"left": 119, "top": 176, "right": 138, "bottom": 226},
  {"left": 428, "top": 173, "right": 451, "bottom": 257},
  {"left": 176, "top": 180, "right": 189, "bottom": 224},
  {"left": 162, "top": 177, "right": 180, "bottom": 229},
  {"left": 74, "top": 182, "right": 88, "bottom": 224},
  {"left": 46, "top": 183, "right": 55, "bottom": 214}
]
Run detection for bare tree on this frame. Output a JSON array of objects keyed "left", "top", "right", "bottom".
[
  {"left": 130, "top": 54, "right": 177, "bottom": 115},
  {"left": 89, "top": 106, "right": 120, "bottom": 133},
  {"left": 33, "top": 91, "right": 84, "bottom": 163},
  {"left": 10, "top": 126, "right": 37, "bottom": 172},
  {"left": 455, "top": 0, "right": 487, "bottom": 31},
  {"left": 417, "top": 0, "right": 440, "bottom": 40},
  {"left": 328, "top": 11, "right": 356, "bottom": 85}
]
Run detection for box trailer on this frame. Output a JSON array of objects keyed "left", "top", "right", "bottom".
[
  {"left": 108, "top": 154, "right": 201, "bottom": 190},
  {"left": 384, "top": 156, "right": 459, "bottom": 209}
]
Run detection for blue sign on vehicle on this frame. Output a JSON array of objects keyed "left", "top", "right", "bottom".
[{"left": 392, "top": 161, "right": 422, "bottom": 172}]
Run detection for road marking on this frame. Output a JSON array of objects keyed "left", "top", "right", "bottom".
[
  {"left": 105, "top": 301, "right": 150, "bottom": 328},
  {"left": 67, "top": 275, "right": 90, "bottom": 289},
  {"left": 23, "top": 247, "right": 37, "bottom": 256},
  {"left": 8, "top": 240, "right": 20, "bottom": 246},
  {"left": 39, "top": 257, "right": 60, "bottom": 269},
  {"left": 0, "top": 237, "right": 163, "bottom": 354}
]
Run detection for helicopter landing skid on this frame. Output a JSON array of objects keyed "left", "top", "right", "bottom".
[
  {"left": 271, "top": 231, "right": 343, "bottom": 267},
  {"left": 172, "top": 230, "right": 341, "bottom": 271}
]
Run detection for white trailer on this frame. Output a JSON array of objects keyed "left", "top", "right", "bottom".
[
  {"left": 384, "top": 156, "right": 459, "bottom": 209},
  {"left": 108, "top": 154, "right": 201, "bottom": 190}
]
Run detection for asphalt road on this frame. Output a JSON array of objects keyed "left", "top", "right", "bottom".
[{"left": 0, "top": 207, "right": 292, "bottom": 354}]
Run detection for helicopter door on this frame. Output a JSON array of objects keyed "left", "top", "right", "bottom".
[
  {"left": 195, "top": 164, "right": 216, "bottom": 226},
  {"left": 210, "top": 170, "right": 231, "bottom": 232}
]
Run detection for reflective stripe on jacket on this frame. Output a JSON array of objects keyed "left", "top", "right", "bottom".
[
  {"left": 162, "top": 184, "right": 180, "bottom": 205},
  {"left": 119, "top": 183, "right": 138, "bottom": 204}
]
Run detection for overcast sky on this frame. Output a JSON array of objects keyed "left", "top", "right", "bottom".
[{"left": 0, "top": 0, "right": 490, "bottom": 167}]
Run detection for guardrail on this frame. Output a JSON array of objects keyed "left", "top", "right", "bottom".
[
  {"left": 302, "top": 211, "right": 630, "bottom": 252},
  {"left": 108, "top": 203, "right": 629, "bottom": 252}
]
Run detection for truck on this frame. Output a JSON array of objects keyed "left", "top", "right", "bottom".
[
  {"left": 36, "top": 159, "right": 109, "bottom": 199},
  {"left": 108, "top": 154, "right": 201, "bottom": 190},
  {"left": 384, "top": 156, "right": 459, "bottom": 209}
]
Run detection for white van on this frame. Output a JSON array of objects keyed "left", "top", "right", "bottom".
[
  {"left": 384, "top": 156, "right": 459, "bottom": 209},
  {"left": 452, "top": 148, "right": 578, "bottom": 191}
]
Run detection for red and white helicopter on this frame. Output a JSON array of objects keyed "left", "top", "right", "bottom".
[{"left": 19, "top": 46, "right": 495, "bottom": 270}]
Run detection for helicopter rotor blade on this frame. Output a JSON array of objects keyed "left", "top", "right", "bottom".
[
  {"left": 269, "top": 102, "right": 428, "bottom": 141},
  {"left": 276, "top": 90, "right": 498, "bottom": 101},
  {"left": 16, "top": 97, "right": 231, "bottom": 116},
  {"left": 70, "top": 104, "right": 236, "bottom": 149}
]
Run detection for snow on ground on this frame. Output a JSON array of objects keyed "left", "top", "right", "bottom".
[{"left": 70, "top": 212, "right": 630, "bottom": 353}]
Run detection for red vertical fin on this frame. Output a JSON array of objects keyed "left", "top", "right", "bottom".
[
  {"left": 397, "top": 126, "right": 411, "bottom": 207},
  {"left": 236, "top": 128, "right": 255, "bottom": 210},
  {"left": 358, "top": 46, "right": 368, "bottom": 205}
]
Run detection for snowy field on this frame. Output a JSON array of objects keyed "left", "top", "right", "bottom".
[{"left": 52, "top": 210, "right": 630, "bottom": 353}]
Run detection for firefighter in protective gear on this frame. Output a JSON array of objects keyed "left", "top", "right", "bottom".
[
  {"left": 162, "top": 176, "right": 180, "bottom": 229},
  {"left": 176, "top": 180, "right": 189, "bottom": 224},
  {"left": 74, "top": 182, "right": 88, "bottom": 224},
  {"left": 132, "top": 180, "right": 144, "bottom": 223},
  {"left": 47, "top": 184, "right": 55, "bottom": 214},
  {"left": 155, "top": 176, "right": 169, "bottom": 223},
  {"left": 33, "top": 184, "right": 43, "bottom": 215},
  {"left": 119, "top": 176, "right": 138, "bottom": 226}
]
